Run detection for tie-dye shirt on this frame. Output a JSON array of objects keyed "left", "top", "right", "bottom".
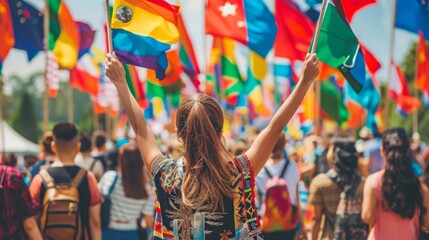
[{"left": 151, "top": 154, "right": 263, "bottom": 240}]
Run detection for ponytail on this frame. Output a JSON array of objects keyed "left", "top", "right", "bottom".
[{"left": 177, "top": 94, "right": 235, "bottom": 211}]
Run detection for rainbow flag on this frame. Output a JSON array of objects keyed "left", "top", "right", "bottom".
[
  {"left": 48, "top": 0, "right": 80, "bottom": 69},
  {"left": 111, "top": 0, "right": 180, "bottom": 80},
  {"left": 0, "top": 0, "right": 14, "bottom": 75}
]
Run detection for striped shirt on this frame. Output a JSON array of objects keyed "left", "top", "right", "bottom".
[{"left": 98, "top": 171, "right": 154, "bottom": 231}]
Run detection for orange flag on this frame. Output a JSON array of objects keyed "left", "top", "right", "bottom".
[
  {"left": 416, "top": 31, "right": 429, "bottom": 91},
  {"left": 0, "top": 0, "right": 14, "bottom": 71}
]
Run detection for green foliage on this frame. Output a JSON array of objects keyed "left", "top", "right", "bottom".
[
  {"left": 10, "top": 91, "right": 40, "bottom": 143},
  {"left": 79, "top": 103, "right": 95, "bottom": 133}
]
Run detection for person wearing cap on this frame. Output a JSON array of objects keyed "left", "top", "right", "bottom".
[{"left": 309, "top": 135, "right": 365, "bottom": 240}]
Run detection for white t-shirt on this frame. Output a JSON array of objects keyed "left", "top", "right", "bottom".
[
  {"left": 98, "top": 171, "right": 155, "bottom": 231},
  {"left": 255, "top": 159, "right": 300, "bottom": 206},
  {"left": 74, "top": 153, "right": 104, "bottom": 180}
]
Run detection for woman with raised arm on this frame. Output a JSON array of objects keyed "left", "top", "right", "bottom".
[{"left": 105, "top": 52, "right": 320, "bottom": 239}]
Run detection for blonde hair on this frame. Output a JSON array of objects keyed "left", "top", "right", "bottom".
[{"left": 176, "top": 94, "right": 235, "bottom": 211}]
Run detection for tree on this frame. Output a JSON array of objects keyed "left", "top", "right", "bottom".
[{"left": 10, "top": 91, "right": 40, "bottom": 143}]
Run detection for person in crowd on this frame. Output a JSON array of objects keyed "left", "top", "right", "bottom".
[
  {"left": 4, "top": 153, "right": 17, "bottom": 167},
  {"left": 105, "top": 52, "right": 319, "bottom": 238},
  {"left": 362, "top": 128, "right": 429, "bottom": 240},
  {"left": 309, "top": 136, "right": 365, "bottom": 240},
  {"left": 5, "top": 153, "right": 31, "bottom": 185},
  {"left": 0, "top": 164, "right": 43, "bottom": 239},
  {"left": 166, "top": 135, "right": 184, "bottom": 160},
  {"left": 255, "top": 133, "right": 306, "bottom": 240},
  {"left": 98, "top": 143, "right": 155, "bottom": 240},
  {"left": 30, "top": 131, "right": 56, "bottom": 177},
  {"left": 312, "top": 132, "right": 335, "bottom": 176},
  {"left": 30, "top": 123, "right": 102, "bottom": 240},
  {"left": 359, "top": 127, "right": 384, "bottom": 174},
  {"left": 411, "top": 132, "right": 427, "bottom": 156},
  {"left": 231, "top": 140, "right": 248, "bottom": 156},
  {"left": 76, "top": 133, "right": 105, "bottom": 181},
  {"left": 92, "top": 131, "right": 109, "bottom": 171}
]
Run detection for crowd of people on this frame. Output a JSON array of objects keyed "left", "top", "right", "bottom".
[{"left": 1, "top": 54, "right": 429, "bottom": 240}]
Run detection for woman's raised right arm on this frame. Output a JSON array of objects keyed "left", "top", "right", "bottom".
[{"left": 105, "top": 53, "right": 163, "bottom": 169}]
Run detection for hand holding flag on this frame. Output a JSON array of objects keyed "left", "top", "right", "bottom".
[
  {"left": 301, "top": 54, "right": 321, "bottom": 84},
  {"left": 105, "top": 52, "right": 126, "bottom": 85}
]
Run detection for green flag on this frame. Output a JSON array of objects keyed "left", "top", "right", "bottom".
[
  {"left": 320, "top": 80, "right": 349, "bottom": 125},
  {"left": 312, "top": 0, "right": 365, "bottom": 92}
]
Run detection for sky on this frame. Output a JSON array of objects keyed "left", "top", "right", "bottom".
[{"left": 2, "top": 0, "right": 419, "bottom": 94}]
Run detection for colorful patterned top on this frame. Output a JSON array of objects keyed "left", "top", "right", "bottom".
[{"left": 152, "top": 154, "right": 263, "bottom": 240}]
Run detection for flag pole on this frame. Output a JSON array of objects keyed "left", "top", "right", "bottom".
[
  {"left": 68, "top": 80, "right": 74, "bottom": 123},
  {"left": 104, "top": 0, "right": 113, "bottom": 135},
  {"left": 311, "top": 0, "right": 328, "bottom": 55},
  {"left": 43, "top": 0, "right": 50, "bottom": 131},
  {"left": 310, "top": 0, "right": 328, "bottom": 134},
  {"left": 0, "top": 77, "right": 6, "bottom": 154},
  {"left": 413, "top": 43, "right": 419, "bottom": 134},
  {"left": 383, "top": 0, "right": 398, "bottom": 128},
  {"left": 104, "top": 0, "right": 113, "bottom": 53}
]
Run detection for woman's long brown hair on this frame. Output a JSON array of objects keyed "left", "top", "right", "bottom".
[
  {"left": 120, "top": 143, "right": 149, "bottom": 199},
  {"left": 176, "top": 94, "right": 235, "bottom": 211}
]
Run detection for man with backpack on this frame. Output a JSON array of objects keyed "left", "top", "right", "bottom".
[
  {"left": 255, "top": 133, "right": 306, "bottom": 240},
  {"left": 30, "top": 123, "right": 102, "bottom": 240}
]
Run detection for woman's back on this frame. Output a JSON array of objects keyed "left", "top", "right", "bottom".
[
  {"left": 152, "top": 155, "right": 263, "bottom": 240},
  {"left": 367, "top": 171, "right": 419, "bottom": 240},
  {"left": 99, "top": 171, "right": 154, "bottom": 230}
]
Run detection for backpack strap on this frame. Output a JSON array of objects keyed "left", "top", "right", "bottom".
[
  {"left": 263, "top": 167, "right": 274, "bottom": 179},
  {"left": 279, "top": 159, "right": 290, "bottom": 178},
  {"left": 89, "top": 159, "right": 97, "bottom": 172},
  {"left": 107, "top": 172, "right": 119, "bottom": 197},
  {"left": 71, "top": 169, "right": 87, "bottom": 188},
  {"left": 39, "top": 169, "right": 55, "bottom": 188}
]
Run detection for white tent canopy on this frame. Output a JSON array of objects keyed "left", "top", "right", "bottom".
[{"left": 0, "top": 120, "right": 39, "bottom": 153}]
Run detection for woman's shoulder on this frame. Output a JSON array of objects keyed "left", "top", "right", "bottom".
[
  {"left": 364, "top": 170, "right": 384, "bottom": 189},
  {"left": 151, "top": 155, "right": 176, "bottom": 177}
]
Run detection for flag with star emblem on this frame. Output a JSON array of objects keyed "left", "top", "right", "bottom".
[
  {"left": 8, "top": 0, "right": 43, "bottom": 61},
  {"left": 0, "top": 0, "right": 14, "bottom": 75},
  {"left": 396, "top": 0, "right": 429, "bottom": 40},
  {"left": 415, "top": 31, "right": 429, "bottom": 106},
  {"left": 205, "top": 0, "right": 277, "bottom": 58}
]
